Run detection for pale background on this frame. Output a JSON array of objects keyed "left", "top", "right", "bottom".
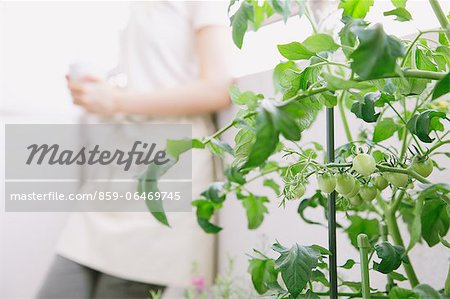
[{"left": 1, "top": 1, "right": 449, "bottom": 298}]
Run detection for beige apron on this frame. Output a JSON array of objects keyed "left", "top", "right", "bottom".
[{"left": 56, "top": 1, "right": 228, "bottom": 287}]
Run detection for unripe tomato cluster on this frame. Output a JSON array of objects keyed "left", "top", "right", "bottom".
[
  {"left": 312, "top": 153, "right": 433, "bottom": 207},
  {"left": 288, "top": 152, "right": 433, "bottom": 206}
]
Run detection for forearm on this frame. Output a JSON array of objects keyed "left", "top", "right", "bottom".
[{"left": 116, "top": 79, "right": 232, "bottom": 116}]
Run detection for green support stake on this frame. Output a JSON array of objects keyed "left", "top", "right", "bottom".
[
  {"left": 326, "top": 107, "right": 338, "bottom": 298},
  {"left": 358, "top": 234, "right": 371, "bottom": 299}
]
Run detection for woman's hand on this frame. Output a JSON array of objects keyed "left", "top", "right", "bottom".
[{"left": 66, "top": 75, "right": 124, "bottom": 114}]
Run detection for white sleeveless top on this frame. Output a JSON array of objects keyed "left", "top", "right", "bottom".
[{"left": 56, "top": 1, "right": 228, "bottom": 287}]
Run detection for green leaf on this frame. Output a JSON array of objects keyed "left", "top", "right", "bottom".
[
  {"left": 373, "top": 118, "right": 399, "bottom": 142},
  {"left": 248, "top": 257, "right": 278, "bottom": 294},
  {"left": 346, "top": 215, "right": 380, "bottom": 248},
  {"left": 340, "top": 259, "right": 356, "bottom": 269},
  {"left": 268, "top": 0, "right": 291, "bottom": 22},
  {"left": 166, "top": 138, "right": 203, "bottom": 159},
  {"left": 389, "top": 286, "right": 419, "bottom": 299},
  {"left": 432, "top": 72, "right": 450, "bottom": 100},
  {"left": 406, "top": 110, "right": 447, "bottom": 143},
  {"left": 233, "top": 127, "right": 256, "bottom": 169},
  {"left": 383, "top": 7, "right": 412, "bottom": 22},
  {"left": 272, "top": 243, "right": 320, "bottom": 297},
  {"left": 225, "top": 166, "right": 246, "bottom": 185},
  {"left": 139, "top": 138, "right": 198, "bottom": 226},
  {"left": 244, "top": 107, "right": 279, "bottom": 169},
  {"left": 339, "top": 17, "right": 368, "bottom": 57},
  {"left": 273, "top": 61, "right": 302, "bottom": 97},
  {"left": 351, "top": 92, "right": 381, "bottom": 123},
  {"left": 278, "top": 34, "right": 339, "bottom": 60},
  {"left": 310, "top": 244, "right": 332, "bottom": 256},
  {"left": 229, "top": 85, "right": 263, "bottom": 109},
  {"left": 321, "top": 91, "right": 338, "bottom": 108},
  {"left": 311, "top": 269, "right": 329, "bottom": 286},
  {"left": 138, "top": 179, "right": 170, "bottom": 226},
  {"left": 439, "top": 234, "right": 450, "bottom": 249},
  {"left": 281, "top": 97, "right": 322, "bottom": 132},
  {"left": 372, "top": 150, "right": 389, "bottom": 162},
  {"left": 295, "top": 0, "right": 307, "bottom": 18},
  {"left": 231, "top": 2, "right": 253, "bottom": 49},
  {"left": 373, "top": 241, "right": 405, "bottom": 274},
  {"left": 192, "top": 199, "right": 222, "bottom": 234},
  {"left": 297, "top": 191, "right": 327, "bottom": 226},
  {"left": 302, "top": 33, "right": 339, "bottom": 53},
  {"left": 389, "top": 271, "right": 408, "bottom": 281},
  {"left": 413, "top": 284, "right": 442, "bottom": 299},
  {"left": 350, "top": 24, "right": 405, "bottom": 80},
  {"left": 263, "top": 178, "right": 281, "bottom": 196},
  {"left": 421, "top": 197, "right": 449, "bottom": 247},
  {"left": 252, "top": 2, "right": 266, "bottom": 30},
  {"left": 407, "top": 195, "right": 423, "bottom": 251},
  {"left": 197, "top": 217, "right": 222, "bottom": 234},
  {"left": 341, "top": 281, "right": 364, "bottom": 292},
  {"left": 207, "top": 138, "right": 234, "bottom": 157},
  {"left": 391, "top": 0, "right": 407, "bottom": 8},
  {"left": 201, "top": 182, "right": 226, "bottom": 204},
  {"left": 339, "top": 0, "right": 374, "bottom": 19},
  {"left": 278, "top": 42, "right": 316, "bottom": 60},
  {"left": 241, "top": 194, "right": 269, "bottom": 229},
  {"left": 263, "top": 101, "right": 301, "bottom": 141}
]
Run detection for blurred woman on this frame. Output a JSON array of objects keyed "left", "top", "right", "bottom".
[{"left": 36, "top": 2, "right": 232, "bottom": 298}]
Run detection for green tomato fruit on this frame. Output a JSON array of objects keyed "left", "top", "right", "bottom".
[
  {"left": 293, "top": 183, "right": 306, "bottom": 199},
  {"left": 335, "top": 173, "right": 356, "bottom": 196},
  {"left": 352, "top": 153, "right": 377, "bottom": 176},
  {"left": 359, "top": 184, "right": 378, "bottom": 202},
  {"left": 346, "top": 181, "right": 360, "bottom": 198},
  {"left": 317, "top": 173, "right": 336, "bottom": 193},
  {"left": 411, "top": 159, "right": 433, "bottom": 178},
  {"left": 384, "top": 172, "right": 409, "bottom": 188},
  {"left": 373, "top": 175, "right": 389, "bottom": 190},
  {"left": 349, "top": 195, "right": 364, "bottom": 207}
]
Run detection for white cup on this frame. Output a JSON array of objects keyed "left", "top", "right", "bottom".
[{"left": 68, "top": 62, "right": 105, "bottom": 82}]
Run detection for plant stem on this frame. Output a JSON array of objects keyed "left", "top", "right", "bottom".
[
  {"left": 426, "top": 140, "right": 450, "bottom": 155},
  {"left": 338, "top": 91, "right": 353, "bottom": 142},
  {"left": 357, "top": 234, "right": 371, "bottom": 299},
  {"left": 429, "top": 0, "right": 450, "bottom": 40},
  {"left": 402, "top": 69, "right": 446, "bottom": 80},
  {"left": 353, "top": 69, "right": 447, "bottom": 81},
  {"left": 399, "top": 126, "right": 409, "bottom": 161},
  {"left": 385, "top": 210, "right": 420, "bottom": 287},
  {"left": 282, "top": 86, "right": 329, "bottom": 106},
  {"left": 376, "top": 165, "right": 431, "bottom": 184},
  {"left": 326, "top": 162, "right": 353, "bottom": 168}
]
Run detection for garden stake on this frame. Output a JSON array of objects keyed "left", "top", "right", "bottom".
[
  {"left": 327, "top": 107, "right": 338, "bottom": 298},
  {"left": 358, "top": 234, "right": 371, "bottom": 299}
]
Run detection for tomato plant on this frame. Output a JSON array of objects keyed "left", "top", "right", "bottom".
[{"left": 140, "top": 0, "right": 450, "bottom": 297}]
